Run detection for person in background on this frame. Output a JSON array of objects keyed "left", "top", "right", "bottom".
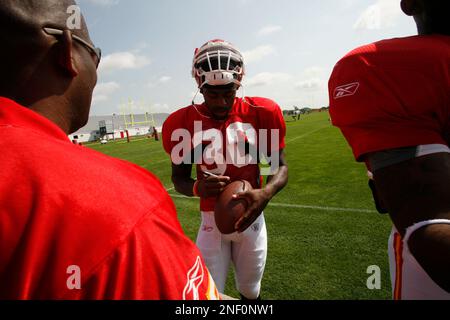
[{"left": 329, "top": 0, "right": 450, "bottom": 299}]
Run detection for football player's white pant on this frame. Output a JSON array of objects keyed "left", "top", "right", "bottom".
[{"left": 196, "top": 211, "right": 267, "bottom": 299}]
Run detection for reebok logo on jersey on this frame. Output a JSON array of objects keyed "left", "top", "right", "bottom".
[{"left": 334, "top": 82, "right": 360, "bottom": 99}]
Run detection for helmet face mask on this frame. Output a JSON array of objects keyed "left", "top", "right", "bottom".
[{"left": 192, "top": 39, "right": 245, "bottom": 89}]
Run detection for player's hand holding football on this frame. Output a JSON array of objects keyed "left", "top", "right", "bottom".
[
  {"left": 232, "top": 188, "right": 271, "bottom": 233},
  {"left": 197, "top": 175, "right": 231, "bottom": 198}
]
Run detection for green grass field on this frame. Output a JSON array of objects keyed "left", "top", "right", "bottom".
[{"left": 88, "top": 112, "right": 393, "bottom": 300}]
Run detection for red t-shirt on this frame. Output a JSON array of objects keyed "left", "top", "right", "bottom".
[
  {"left": 162, "top": 97, "right": 286, "bottom": 212},
  {"left": 329, "top": 35, "right": 450, "bottom": 161},
  {"left": 0, "top": 97, "right": 219, "bottom": 300}
]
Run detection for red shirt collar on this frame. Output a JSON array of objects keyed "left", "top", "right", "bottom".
[{"left": 0, "top": 97, "right": 70, "bottom": 142}]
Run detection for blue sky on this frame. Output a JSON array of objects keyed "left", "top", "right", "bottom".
[{"left": 77, "top": 0, "right": 417, "bottom": 115}]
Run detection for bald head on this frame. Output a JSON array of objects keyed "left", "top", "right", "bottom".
[
  {"left": 0, "top": 0, "right": 91, "bottom": 63},
  {"left": 0, "top": 0, "right": 88, "bottom": 35},
  {"left": 0, "top": 0, "right": 92, "bottom": 94},
  {"left": 0, "top": 0, "right": 98, "bottom": 134}
]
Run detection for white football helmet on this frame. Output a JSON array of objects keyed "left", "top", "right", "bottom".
[{"left": 192, "top": 39, "right": 245, "bottom": 89}]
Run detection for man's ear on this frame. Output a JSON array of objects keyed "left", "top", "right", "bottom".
[
  {"left": 401, "top": 0, "right": 423, "bottom": 16},
  {"left": 58, "top": 30, "right": 78, "bottom": 77}
]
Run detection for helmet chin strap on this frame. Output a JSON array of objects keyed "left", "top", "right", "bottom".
[{"left": 191, "top": 88, "right": 200, "bottom": 105}]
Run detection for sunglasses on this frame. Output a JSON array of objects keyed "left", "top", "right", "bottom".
[{"left": 43, "top": 27, "right": 102, "bottom": 68}]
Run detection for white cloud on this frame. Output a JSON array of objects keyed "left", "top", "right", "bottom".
[
  {"left": 98, "top": 52, "right": 151, "bottom": 74},
  {"left": 258, "top": 25, "right": 282, "bottom": 37},
  {"left": 295, "top": 78, "right": 323, "bottom": 91},
  {"left": 354, "top": 0, "right": 401, "bottom": 30},
  {"left": 158, "top": 76, "right": 172, "bottom": 84},
  {"left": 303, "top": 66, "right": 325, "bottom": 78},
  {"left": 242, "top": 45, "right": 276, "bottom": 64},
  {"left": 245, "top": 72, "right": 292, "bottom": 87},
  {"left": 147, "top": 76, "right": 172, "bottom": 88},
  {"left": 92, "top": 82, "right": 120, "bottom": 104}
]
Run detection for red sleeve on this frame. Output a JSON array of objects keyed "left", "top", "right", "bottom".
[
  {"left": 329, "top": 42, "right": 448, "bottom": 161},
  {"left": 64, "top": 195, "right": 220, "bottom": 300},
  {"left": 256, "top": 98, "right": 286, "bottom": 153},
  {"left": 162, "top": 109, "right": 187, "bottom": 156},
  {"left": 162, "top": 115, "right": 174, "bottom": 155}
]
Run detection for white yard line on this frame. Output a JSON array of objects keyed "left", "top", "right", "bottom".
[
  {"left": 286, "top": 125, "right": 329, "bottom": 144},
  {"left": 167, "top": 194, "right": 376, "bottom": 213},
  {"left": 151, "top": 158, "right": 169, "bottom": 164},
  {"left": 267, "top": 202, "right": 375, "bottom": 213},
  {"left": 116, "top": 140, "right": 165, "bottom": 147}
]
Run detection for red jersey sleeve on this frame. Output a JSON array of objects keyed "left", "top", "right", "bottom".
[
  {"left": 329, "top": 37, "right": 450, "bottom": 161},
  {"left": 162, "top": 107, "right": 197, "bottom": 166},
  {"left": 163, "top": 108, "right": 188, "bottom": 156},
  {"left": 253, "top": 98, "right": 286, "bottom": 153},
  {"left": 162, "top": 113, "right": 175, "bottom": 155}
]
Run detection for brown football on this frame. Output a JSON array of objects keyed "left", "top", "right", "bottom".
[{"left": 214, "top": 180, "right": 253, "bottom": 234}]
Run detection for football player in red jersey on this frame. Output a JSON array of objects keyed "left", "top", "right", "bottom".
[
  {"left": 162, "top": 39, "right": 288, "bottom": 299},
  {"left": 0, "top": 0, "right": 219, "bottom": 300},
  {"left": 329, "top": 0, "right": 450, "bottom": 299}
]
